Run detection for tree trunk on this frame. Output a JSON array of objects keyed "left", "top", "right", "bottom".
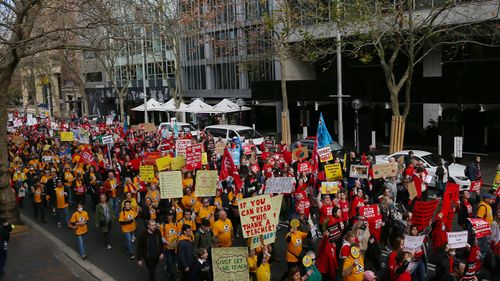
[
  {"left": 119, "top": 92, "right": 126, "bottom": 122},
  {"left": 389, "top": 115, "right": 405, "bottom": 153},
  {"left": 278, "top": 47, "right": 291, "bottom": 145},
  {"left": 0, "top": 67, "right": 21, "bottom": 224}
]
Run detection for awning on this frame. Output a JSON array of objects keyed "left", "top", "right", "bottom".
[
  {"left": 211, "top": 98, "right": 251, "bottom": 113},
  {"left": 131, "top": 98, "right": 165, "bottom": 112}
]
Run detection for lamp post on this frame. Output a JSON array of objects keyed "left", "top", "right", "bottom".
[
  {"left": 351, "top": 99, "right": 362, "bottom": 154},
  {"left": 236, "top": 98, "right": 245, "bottom": 125}
]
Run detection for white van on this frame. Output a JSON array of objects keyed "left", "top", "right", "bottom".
[{"left": 204, "top": 125, "right": 264, "bottom": 146}]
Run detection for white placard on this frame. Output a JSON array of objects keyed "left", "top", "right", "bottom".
[
  {"left": 403, "top": 235, "right": 425, "bottom": 252},
  {"left": 101, "top": 135, "right": 114, "bottom": 145},
  {"left": 447, "top": 231, "right": 468, "bottom": 249}
]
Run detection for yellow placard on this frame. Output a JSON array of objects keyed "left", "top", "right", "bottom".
[
  {"left": 170, "top": 156, "right": 185, "bottom": 171},
  {"left": 60, "top": 132, "right": 74, "bottom": 142},
  {"left": 321, "top": 181, "right": 340, "bottom": 194},
  {"left": 159, "top": 171, "right": 183, "bottom": 199},
  {"left": 195, "top": 170, "right": 218, "bottom": 197},
  {"left": 201, "top": 152, "right": 208, "bottom": 165},
  {"left": 325, "top": 163, "right": 343, "bottom": 180},
  {"left": 139, "top": 165, "right": 155, "bottom": 182},
  {"left": 155, "top": 156, "right": 171, "bottom": 171}
]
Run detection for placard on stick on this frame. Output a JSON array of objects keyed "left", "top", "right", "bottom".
[{"left": 159, "top": 171, "right": 183, "bottom": 199}]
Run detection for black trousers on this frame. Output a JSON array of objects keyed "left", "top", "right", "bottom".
[
  {"left": 33, "top": 202, "right": 45, "bottom": 220},
  {"left": 145, "top": 257, "right": 159, "bottom": 281}
]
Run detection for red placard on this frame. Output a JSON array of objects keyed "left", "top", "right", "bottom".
[
  {"left": 185, "top": 144, "right": 203, "bottom": 170},
  {"left": 242, "top": 145, "right": 252, "bottom": 155},
  {"left": 360, "top": 205, "right": 379, "bottom": 220},
  {"left": 412, "top": 200, "right": 439, "bottom": 232},
  {"left": 470, "top": 180, "right": 482, "bottom": 193},
  {"left": 442, "top": 182, "right": 460, "bottom": 218},
  {"left": 81, "top": 149, "right": 95, "bottom": 165},
  {"left": 468, "top": 218, "right": 492, "bottom": 238},
  {"left": 250, "top": 164, "right": 260, "bottom": 174},
  {"left": 297, "top": 162, "right": 312, "bottom": 173}
]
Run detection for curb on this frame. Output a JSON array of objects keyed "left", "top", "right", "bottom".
[{"left": 21, "top": 213, "right": 115, "bottom": 281}]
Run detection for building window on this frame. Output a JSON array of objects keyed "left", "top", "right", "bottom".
[
  {"left": 214, "top": 62, "right": 239, "bottom": 89},
  {"left": 147, "top": 63, "right": 156, "bottom": 80},
  {"left": 247, "top": 60, "right": 274, "bottom": 82},
  {"left": 85, "top": 72, "right": 103, "bottom": 83},
  {"left": 214, "top": 29, "right": 238, "bottom": 58},
  {"left": 245, "top": 0, "right": 268, "bottom": 20}
]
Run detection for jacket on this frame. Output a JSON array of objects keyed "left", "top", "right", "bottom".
[
  {"left": 95, "top": 202, "right": 114, "bottom": 232},
  {"left": 194, "top": 229, "right": 213, "bottom": 252},
  {"left": 136, "top": 229, "right": 163, "bottom": 260},
  {"left": 177, "top": 234, "right": 195, "bottom": 269}
]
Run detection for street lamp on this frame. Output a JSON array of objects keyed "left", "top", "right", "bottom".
[
  {"left": 351, "top": 99, "right": 362, "bottom": 154},
  {"left": 236, "top": 98, "right": 245, "bottom": 125}
]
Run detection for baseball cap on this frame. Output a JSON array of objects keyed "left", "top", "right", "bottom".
[
  {"left": 363, "top": 270, "right": 377, "bottom": 281},
  {"left": 483, "top": 193, "right": 495, "bottom": 200}
]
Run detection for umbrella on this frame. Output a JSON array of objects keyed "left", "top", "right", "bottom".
[
  {"left": 158, "top": 98, "right": 189, "bottom": 111},
  {"left": 131, "top": 98, "right": 164, "bottom": 112},
  {"left": 212, "top": 98, "right": 251, "bottom": 113},
  {"left": 174, "top": 98, "right": 220, "bottom": 113}
]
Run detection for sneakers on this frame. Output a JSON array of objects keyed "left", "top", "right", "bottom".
[
  {"left": 130, "top": 255, "right": 135, "bottom": 260},
  {"left": 106, "top": 244, "right": 112, "bottom": 250},
  {"left": 82, "top": 255, "right": 87, "bottom": 260},
  {"left": 57, "top": 222, "right": 62, "bottom": 228},
  {"left": 131, "top": 236, "right": 136, "bottom": 243}
]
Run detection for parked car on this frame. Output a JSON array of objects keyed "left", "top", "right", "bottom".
[
  {"left": 158, "top": 122, "right": 198, "bottom": 136},
  {"left": 290, "top": 137, "right": 345, "bottom": 159},
  {"left": 375, "top": 150, "right": 471, "bottom": 190},
  {"left": 204, "top": 125, "right": 264, "bottom": 146}
]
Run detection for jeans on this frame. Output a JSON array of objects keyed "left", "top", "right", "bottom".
[
  {"left": 56, "top": 207, "right": 69, "bottom": 225},
  {"left": 110, "top": 197, "right": 119, "bottom": 216},
  {"left": 0, "top": 241, "right": 7, "bottom": 274},
  {"left": 165, "top": 250, "right": 178, "bottom": 280},
  {"left": 437, "top": 179, "right": 445, "bottom": 197},
  {"left": 412, "top": 259, "right": 426, "bottom": 281},
  {"left": 124, "top": 232, "right": 134, "bottom": 254},
  {"left": 76, "top": 235, "right": 86, "bottom": 257}
]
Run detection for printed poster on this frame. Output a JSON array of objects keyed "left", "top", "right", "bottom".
[
  {"left": 264, "top": 177, "right": 295, "bottom": 194},
  {"left": 155, "top": 156, "right": 171, "bottom": 171},
  {"left": 321, "top": 181, "right": 340, "bottom": 194},
  {"left": 349, "top": 165, "right": 369, "bottom": 179},
  {"left": 60, "top": 132, "right": 74, "bottom": 142}
]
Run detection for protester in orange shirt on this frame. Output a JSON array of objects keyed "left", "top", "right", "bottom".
[
  {"left": 69, "top": 204, "right": 90, "bottom": 259},
  {"left": 213, "top": 210, "right": 233, "bottom": 247}
]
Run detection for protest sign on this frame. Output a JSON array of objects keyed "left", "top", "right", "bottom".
[
  {"left": 79, "top": 129, "right": 90, "bottom": 144},
  {"left": 215, "top": 142, "right": 226, "bottom": 155},
  {"left": 442, "top": 182, "right": 460, "bottom": 217},
  {"left": 360, "top": 205, "right": 380, "bottom": 220},
  {"left": 403, "top": 235, "right": 425, "bottom": 252},
  {"left": 470, "top": 180, "right": 482, "bottom": 193},
  {"left": 249, "top": 232, "right": 277, "bottom": 250},
  {"left": 325, "top": 163, "right": 343, "bottom": 180},
  {"left": 349, "top": 165, "right": 369, "bottom": 179},
  {"left": 43, "top": 144, "right": 51, "bottom": 151},
  {"left": 242, "top": 145, "right": 252, "bottom": 155},
  {"left": 159, "top": 171, "right": 183, "bottom": 199},
  {"left": 139, "top": 165, "right": 155, "bottom": 182},
  {"left": 201, "top": 152, "right": 208, "bottom": 165},
  {"left": 155, "top": 156, "right": 171, "bottom": 171},
  {"left": 185, "top": 144, "right": 203, "bottom": 170},
  {"left": 250, "top": 164, "right": 260, "bottom": 174},
  {"left": 238, "top": 195, "right": 275, "bottom": 238},
  {"left": 195, "top": 170, "right": 219, "bottom": 197},
  {"left": 42, "top": 156, "right": 53, "bottom": 162},
  {"left": 372, "top": 162, "right": 398, "bottom": 179},
  {"left": 447, "top": 231, "right": 468, "bottom": 249},
  {"left": 292, "top": 147, "right": 308, "bottom": 161},
  {"left": 175, "top": 139, "right": 192, "bottom": 157},
  {"left": 317, "top": 147, "right": 333, "bottom": 162},
  {"left": 408, "top": 181, "right": 418, "bottom": 201},
  {"left": 412, "top": 200, "right": 439, "bottom": 231},
  {"left": 81, "top": 150, "right": 94, "bottom": 165},
  {"left": 297, "top": 162, "right": 312, "bottom": 173},
  {"left": 212, "top": 247, "right": 249, "bottom": 281},
  {"left": 327, "top": 222, "right": 343, "bottom": 242},
  {"left": 170, "top": 156, "right": 185, "bottom": 171},
  {"left": 264, "top": 177, "right": 295, "bottom": 194},
  {"left": 468, "top": 218, "right": 492, "bottom": 238},
  {"left": 264, "top": 139, "right": 274, "bottom": 150},
  {"left": 60, "top": 132, "right": 74, "bottom": 142},
  {"left": 321, "top": 181, "right": 340, "bottom": 194}
]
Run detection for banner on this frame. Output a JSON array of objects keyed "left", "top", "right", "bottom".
[
  {"left": 292, "top": 147, "right": 308, "bottom": 161},
  {"left": 175, "top": 139, "right": 192, "bottom": 157},
  {"left": 185, "top": 144, "right": 203, "bottom": 170},
  {"left": 170, "top": 156, "right": 185, "bottom": 171},
  {"left": 349, "top": 165, "right": 369, "bottom": 179},
  {"left": 195, "top": 170, "right": 219, "bottom": 197},
  {"left": 238, "top": 195, "right": 275, "bottom": 238},
  {"left": 447, "top": 231, "right": 468, "bottom": 249},
  {"left": 468, "top": 218, "right": 492, "bottom": 238},
  {"left": 321, "top": 181, "right": 340, "bottom": 194},
  {"left": 372, "top": 163, "right": 398, "bottom": 179},
  {"left": 360, "top": 205, "right": 380, "bottom": 220},
  {"left": 212, "top": 247, "right": 249, "bottom": 281},
  {"left": 412, "top": 200, "right": 439, "bottom": 231},
  {"left": 403, "top": 235, "right": 425, "bottom": 252},
  {"left": 470, "top": 180, "right": 482, "bottom": 193},
  {"left": 325, "top": 163, "right": 343, "bottom": 180},
  {"left": 317, "top": 147, "right": 333, "bottom": 163},
  {"left": 60, "top": 132, "right": 74, "bottom": 142},
  {"left": 264, "top": 177, "right": 295, "bottom": 194},
  {"left": 297, "top": 162, "right": 312, "bottom": 173},
  {"left": 140, "top": 165, "right": 155, "bottom": 182},
  {"left": 155, "top": 156, "right": 171, "bottom": 171},
  {"left": 159, "top": 171, "right": 183, "bottom": 199}
]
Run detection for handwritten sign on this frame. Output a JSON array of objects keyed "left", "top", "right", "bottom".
[
  {"left": 155, "top": 156, "right": 171, "bottom": 171},
  {"left": 212, "top": 247, "right": 249, "bottom": 281},
  {"left": 159, "top": 171, "right": 183, "bottom": 199},
  {"left": 447, "top": 231, "right": 468, "bottom": 249},
  {"left": 468, "top": 218, "right": 492, "bottom": 238},
  {"left": 442, "top": 182, "right": 459, "bottom": 220},
  {"left": 101, "top": 134, "right": 114, "bottom": 145},
  {"left": 238, "top": 195, "right": 275, "bottom": 238},
  {"left": 317, "top": 147, "right": 333, "bottom": 163},
  {"left": 185, "top": 144, "right": 203, "bottom": 170},
  {"left": 292, "top": 147, "right": 308, "bottom": 161},
  {"left": 403, "top": 235, "right": 425, "bottom": 252},
  {"left": 264, "top": 177, "right": 295, "bottom": 194},
  {"left": 325, "top": 163, "right": 343, "bottom": 180},
  {"left": 140, "top": 165, "right": 155, "bottom": 182},
  {"left": 249, "top": 195, "right": 282, "bottom": 249},
  {"left": 321, "top": 181, "right": 340, "bottom": 194},
  {"left": 372, "top": 162, "right": 398, "bottom": 179},
  {"left": 195, "top": 170, "right": 218, "bottom": 197},
  {"left": 349, "top": 165, "right": 369, "bottom": 179},
  {"left": 412, "top": 200, "right": 439, "bottom": 232},
  {"left": 297, "top": 162, "right": 312, "bottom": 173},
  {"left": 60, "top": 132, "right": 74, "bottom": 142},
  {"left": 175, "top": 139, "right": 192, "bottom": 157},
  {"left": 360, "top": 205, "right": 380, "bottom": 220},
  {"left": 170, "top": 156, "right": 185, "bottom": 171}
]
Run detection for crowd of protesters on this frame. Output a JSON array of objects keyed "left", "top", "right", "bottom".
[{"left": 3, "top": 113, "right": 500, "bottom": 281}]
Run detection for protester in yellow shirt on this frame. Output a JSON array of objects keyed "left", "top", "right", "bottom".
[
  {"left": 123, "top": 177, "right": 139, "bottom": 200},
  {"left": 69, "top": 204, "right": 90, "bottom": 259},
  {"left": 31, "top": 183, "right": 46, "bottom": 222},
  {"left": 174, "top": 200, "right": 184, "bottom": 223},
  {"left": 177, "top": 209, "right": 196, "bottom": 234},
  {"left": 476, "top": 194, "right": 495, "bottom": 224},
  {"left": 195, "top": 198, "right": 216, "bottom": 227},
  {"left": 255, "top": 250, "right": 272, "bottom": 281},
  {"left": 285, "top": 226, "right": 309, "bottom": 265},
  {"left": 213, "top": 210, "right": 233, "bottom": 247},
  {"left": 181, "top": 188, "right": 197, "bottom": 210},
  {"left": 146, "top": 184, "right": 160, "bottom": 207},
  {"left": 118, "top": 200, "right": 138, "bottom": 259},
  {"left": 248, "top": 248, "right": 258, "bottom": 281},
  {"left": 342, "top": 246, "right": 365, "bottom": 281},
  {"left": 122, "top": 192, "right": 139, "bottom": 213},
  {"left": 54, "top": 180, "right": 69, "bottom": 228},
  {"left": 160, "top": 210, "right": 178, "bottom": 280}
]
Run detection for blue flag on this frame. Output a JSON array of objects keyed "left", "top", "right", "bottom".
[
  {"left": 123, "top": 114, "right": 128, "bottom": 134},
  {"left": 316, "top": 112, "right": 333, "bottom": 148}
]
